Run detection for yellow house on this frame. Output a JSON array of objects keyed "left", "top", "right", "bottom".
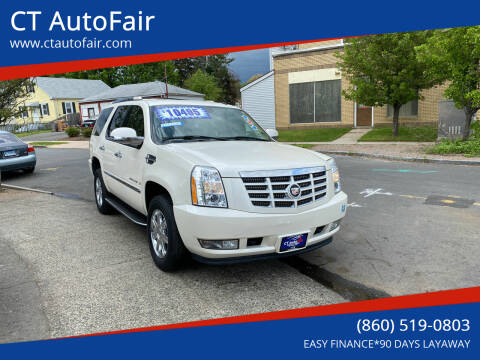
[{"left": 16, "top": 77, "right": 110, "bottom": 125}]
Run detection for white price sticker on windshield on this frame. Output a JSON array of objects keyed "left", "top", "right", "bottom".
[{"left": 155, "top": 106, "right": 210, "bottom": 121}]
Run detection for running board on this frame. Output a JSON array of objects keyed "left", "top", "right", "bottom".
[{"left": 105, "top": 196, "right": 148, "bottom": 227}]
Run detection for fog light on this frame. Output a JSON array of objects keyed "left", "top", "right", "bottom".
[
  {"left": 329, "top": 220, "right": 342, "bottom": 231},
  {"left": 198, "top": 239, "right": 239, "bottom": 250}
]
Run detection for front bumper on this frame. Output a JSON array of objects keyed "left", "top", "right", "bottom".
[
  {"left": 0, "top": 154, "right": 36, "bottom": 172},
  {"left": 174, "top": 191, "right": 347, "bottom": 260}
]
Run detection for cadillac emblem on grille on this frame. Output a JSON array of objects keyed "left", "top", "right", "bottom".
[
  {"left": 240, "top": 167, "right": 328, "bottom": 208},
  {"left": 288, "top": 183, "right": 301, "bottom": 199}
]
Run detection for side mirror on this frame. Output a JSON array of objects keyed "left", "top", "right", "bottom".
[
  {"left": 110, "top": 127, "right": 144, "bottom": 149},
  {"left": 266, "top": 128, "right": 279, "bottom": 140}
]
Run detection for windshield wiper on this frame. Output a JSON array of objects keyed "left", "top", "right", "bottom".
[
  {"left": 163, "top": 135, "right": 227, "bottom": 143},
  {"left": 219, "top": 136, "right": 270, "bottom": 141}
]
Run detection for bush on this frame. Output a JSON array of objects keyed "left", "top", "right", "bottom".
[
  {"left": 471, "top": 121, "right": 480, "bottom": 140},
  {"left": 427, "top": 138, "right": 480, "bottom": 157},
  {"left": 81, "top": 128, "right": 93, "bottom": 138},
  {"left": 65, "top": 126, "right": 80, "bottom": 137}
]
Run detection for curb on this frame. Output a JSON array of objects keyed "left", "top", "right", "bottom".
[
  {"left": 318, "top": 150, "right": 480, "bottom": 166},
  {"left": 0, "top": 183, "right": 54, "bottom": 194}
]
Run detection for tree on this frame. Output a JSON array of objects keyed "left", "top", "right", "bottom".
[
  {"left": 0, "top": 79, "right": 35, "bottom": 125},
  {"left": 183, "top": 70, "right": 222, "bottom": 101},
  {"left": 51, "top": 61, "right": 179, "bottom": 88},
  {"left": 174, "top": 55, "right": 240, "bottom": 104},
  {"left": 336, "top": 31, "right": 439, "bottom": 136},
  {"left": 416, "top": 26, "right": 480, "bottom": 141}
]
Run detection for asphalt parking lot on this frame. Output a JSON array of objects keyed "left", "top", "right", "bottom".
[{"left": 1, "top": 147, "right": 479, "bottom": 342}]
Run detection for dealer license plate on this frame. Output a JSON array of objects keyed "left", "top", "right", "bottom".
[{"left": 280, "top": 233, "right": 308, "bottom": 252}]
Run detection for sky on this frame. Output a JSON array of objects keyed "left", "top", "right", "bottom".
[{"left": 228, "top": 48, "right": 270, "bottom": 83}]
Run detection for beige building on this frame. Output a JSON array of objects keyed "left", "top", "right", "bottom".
[{"left": 273, "top": 40, "right": 447, "bottom": 130}]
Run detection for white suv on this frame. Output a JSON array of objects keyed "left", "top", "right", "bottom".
[{"left": 89, "top": 98, "right": 347, "bottom": 271}]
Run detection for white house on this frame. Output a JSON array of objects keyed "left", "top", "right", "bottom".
[
  {"left": 240, "top": 71, "right": 275, "bottom": 130},
  {"left": 78, "top": 81, "right": 204, "bottom": 121}
]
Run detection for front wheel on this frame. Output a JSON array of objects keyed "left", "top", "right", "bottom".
[{"left": 148, "top": 195, "right": 187, "bottom": 271}]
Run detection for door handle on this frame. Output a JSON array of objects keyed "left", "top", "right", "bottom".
[
  {"left": 99, "top": 145, "right": 105, "bottom": 151},
  {"left": 114, "top": 151, "right": 122, "bottom": 158},
  {"left": 145, "top": 154, "right": 156, "bottom": 165}
]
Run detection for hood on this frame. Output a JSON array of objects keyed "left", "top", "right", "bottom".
[{"left": 167, "top": 141, "right": 331, "bottom": 177}]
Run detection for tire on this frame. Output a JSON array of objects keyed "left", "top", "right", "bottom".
[
  {"left": 148, "top": 195, "right": 187, "bottom": 271},
  {"left": 24, "top": 166, "right": 35, "bottom": 174},
  {"left": 94, "top": 169, "right": 114, "bottom": 214}
]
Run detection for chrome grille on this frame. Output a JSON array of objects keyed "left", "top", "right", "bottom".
[{"left": 240, "top": 167, "right": 327, "bottom": 208}]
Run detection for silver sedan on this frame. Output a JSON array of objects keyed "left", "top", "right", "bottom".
[{"left": 0, "top": 131, "right": 36, "bottom": 174}]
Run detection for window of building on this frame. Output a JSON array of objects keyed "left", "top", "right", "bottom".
[
  {"left": 41, "top": 103, "right": 49, "bottom": 116},
  {"left": 289, "top": 79, "right": 341, "bottom": 123},
  {"left": 63, "top": 101, "right": 76, "bottom": 114},
  {"left": 387, "top": 100, "right": 418, "bottom": 117},
  {"left": 20, "top": 107, "right": 28, "bottom": 118},
  {"left": 26, "top": 83, "right": 35, "bottom": 93},
  {"left": 88, "top": 108, "right": 96, "bottom": 119}
]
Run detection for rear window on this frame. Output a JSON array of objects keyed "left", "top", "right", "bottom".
[
  {"left": 0, "top": 132, "right": 21, "bottom": 145},
  {"left": 93, "top": 107, "right": 113, "bottom": 136}
]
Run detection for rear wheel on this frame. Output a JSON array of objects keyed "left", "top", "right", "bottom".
[
  {"left": 24, "top": 166, "right": 35, "bottom": 174},
  {"left": 94, "top": 169, "right": 114, "bottom": 214},
  {"left": 148, "top": 195, "right": 187, "bottom": 271}
]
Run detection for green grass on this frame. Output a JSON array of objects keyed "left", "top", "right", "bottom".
[
  {"left": 358, "top": 126, "right": 437, "bottom": 142},
  {"left": 291, "top": 144, "right": 315, "bottom": 149},
  {"left": 15, "top": 130, "right": 52, "bottom": 138},
  {"left": 277, "top": 128, "right": 351, "bottom": 142},
  {"left": 29, "top": 141, "right": 67, "bottom": 146},
  {"left": 427, "top": 138, "right": 480, "bottom": 157}
]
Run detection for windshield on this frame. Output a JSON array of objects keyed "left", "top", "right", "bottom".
[{"left": 150, "top": 105, "right": 271, "bottom": 142}]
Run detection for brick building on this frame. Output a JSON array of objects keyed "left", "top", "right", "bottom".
[{"left": 273, "top": 40, "right": 447, "bottom": 130}]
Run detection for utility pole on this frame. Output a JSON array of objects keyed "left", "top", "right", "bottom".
[{"left": 164, "top": 63, "right": 169, "bottom": 98}]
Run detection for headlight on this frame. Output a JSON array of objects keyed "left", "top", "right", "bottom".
[
  {"left": 327, "top": 158, "right": 341, "bottom": 194},
  {"left": 191, "top": 166, "right": 228, "bottom": 208}
]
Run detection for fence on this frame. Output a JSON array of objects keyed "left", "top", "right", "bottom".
[
  {"left": 0, "top": 122, "right": 53, "bottom": 133},
  {"left": 0, "top": 113, "right": 81, "bottom": 133}
]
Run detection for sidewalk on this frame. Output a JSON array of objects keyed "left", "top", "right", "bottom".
[
  {"left": 30, "top": 141, "right": 89, "bottom": 150},
  {"left": 330, "top": 128, "right": 370, "bottom": 144},
  {"left": 289, "top": 129, "right": 480, "bottom": 164},
  {"left": 312, "top": 143, "right": 480, "bottom": 164}
]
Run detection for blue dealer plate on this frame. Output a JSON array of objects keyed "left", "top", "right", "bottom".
[{"left": 280, "top": 233, "right": 308, "bottom": 252}]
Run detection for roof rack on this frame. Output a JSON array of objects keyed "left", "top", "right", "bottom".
[{"left": 112, "top": 96, "right": 143, "bottom": 104}]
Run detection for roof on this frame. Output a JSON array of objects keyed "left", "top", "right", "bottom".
[
  {"left": 272, "top": 43, "right": 344, "bottom": 58},
  {"left": 240, "top": 71, "right": 274, "bottom": 92},
  {"left": 80, "top": 81, "right": 203, "bottom": 103},
  {"left": 35, "top": 77, "right": 110, "bottom": 99}
]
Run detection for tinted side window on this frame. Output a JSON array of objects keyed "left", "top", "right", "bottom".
[
  {"left": 93, "top": 107, "right": 113, "bottom": 136},
  {"left": 107, "top": 106, "right": 130, "bottom": 137},
  {"left": 124, "top": 106, "right": 144, "bottom": 137}
]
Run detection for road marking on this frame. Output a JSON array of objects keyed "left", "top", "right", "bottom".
[
  {"left": 399, "top": 194, "right": 427, "bottom": 200},
  {"left": 441, "top": 199, "right": 455, "bottom": 204},
  {"left": 360, "top": 188, "right": 393, "bottom": 198},
  {"left": 40, "top": 168, "right": 58, "bottom": 171},
  {"left": 372, "top": 168, "right": 438, "bottom": 174},
  {"left": 347, "top": 202, "right": 363, "bottom": 208}
]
